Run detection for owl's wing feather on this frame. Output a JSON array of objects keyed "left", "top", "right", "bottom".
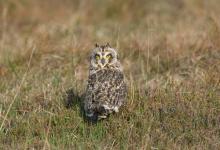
[{"left": 84, "top": 69, "right": 127, "bottom": 120}]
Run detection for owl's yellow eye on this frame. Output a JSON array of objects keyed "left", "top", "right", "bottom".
[
  {"left": 95, "top": 54, "right": 100, "bottom": 60},
  {"left": 106, "top": 54, "right": 112, "bottom": 60}
]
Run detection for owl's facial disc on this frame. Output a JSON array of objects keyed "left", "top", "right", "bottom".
[
  {"left": 90, "top": 45, "right": 119, "bottom": 70},
  {"left": 94, "top": 52, "right": 114, "bottom": 68}
]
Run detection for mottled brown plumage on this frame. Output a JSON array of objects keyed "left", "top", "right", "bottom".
[{"left": 84, "top": 43, "right": 127, "bottom": 121}]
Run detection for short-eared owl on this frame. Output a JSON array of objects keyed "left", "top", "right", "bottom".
[{"left": 84, "top": 43, "right": 127, "bottom": 121}]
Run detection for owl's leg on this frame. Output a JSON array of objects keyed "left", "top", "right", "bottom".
[
  {"left": 97, "top": 105, "right": 112, "bottom": 120},
  {"left": 85, "top": 112, "right": 94, "bottom": 117},
  {"left": 98, "top": 115, "right": 107, "bottom": 119},
  {"left": 85, "top": 110, "right": 99, "bottom": 122}
]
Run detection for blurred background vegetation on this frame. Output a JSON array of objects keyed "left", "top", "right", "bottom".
[{"left": 0, "top": 0, "right": 220, "bottom": 149}]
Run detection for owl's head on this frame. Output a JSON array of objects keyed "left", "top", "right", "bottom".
[{"left": 90, "top": 43, "right": 121, "bottom": 70}]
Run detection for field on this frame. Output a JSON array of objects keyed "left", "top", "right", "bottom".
[{"left": 0, "top": 0, "right": 220, "bottom": 149}]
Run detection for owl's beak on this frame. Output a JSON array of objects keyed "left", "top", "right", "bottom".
[{"left": 101, "top": 58, "right": 105, "bottom": 65}]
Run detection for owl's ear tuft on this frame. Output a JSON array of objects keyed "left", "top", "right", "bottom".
[
  {"left": 95, "top": 43, "right": 99, "bottom": 47},
  {"left": 106, "top": 43, "right": 111, "bottom": 47}
]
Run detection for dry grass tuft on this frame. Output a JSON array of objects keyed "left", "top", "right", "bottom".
[{"left": 0, "top": 0, "right": 220, "bottom": 149}]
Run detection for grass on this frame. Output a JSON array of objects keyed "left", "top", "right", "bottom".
[{"left": 0, "top": 0, "right": 220, "bottom": 149}]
